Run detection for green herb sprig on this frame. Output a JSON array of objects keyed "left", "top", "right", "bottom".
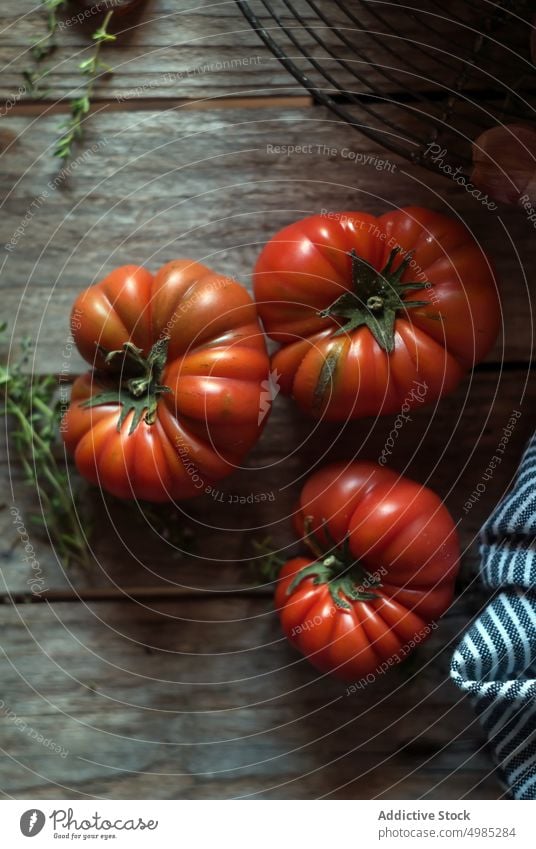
[
  {"left": 0, "top": 323, "right": 93, "bottom": 570},
  {"left": 249, "top": 536, "right": 285, "bottom": 584},
  {"left": 1, "top": 324, "right": 193, "bottom": 573},
  {"left": 23, "top": 0, "right": 68, "bottom": 98},
  {"left": 55, "top": 9, "right": 116, "bottom": 159}
]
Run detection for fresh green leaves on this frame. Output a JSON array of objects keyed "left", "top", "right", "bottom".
[
  {"left": 54, "top": 10, "right": 116, "bottom": 159},
  {"left": 1, "top": 327, "right": 93, "bottom": 570},
  {"left": 54, "top": 96, "right": 90, "bottom": 158},
  {"left": 93, "top": 17, "right": 118, "bottom": 44},
  {"left": 22, "top": 0, "right": 67, "bottom": 98},
  {"left": 249, "top": 536, "right": 286, "bottom": 584},
  {"left": 1, "top": 327, "right": 191, "bottom": 573},
  {"left": 22, "top": 3, "right": 117, "bottom": 158}
]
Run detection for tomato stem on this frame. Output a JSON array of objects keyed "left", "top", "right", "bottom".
[
  {"left": 318, "top": 247, "right": 432, "bottom": 353},
  {"left": 80, "top": 336, "right": 172, "bottom": 434},
  {"left": 288, "top": 516, "right": 382, "bottom": 609}
]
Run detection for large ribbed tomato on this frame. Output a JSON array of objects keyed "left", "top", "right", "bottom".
[
  {"left": 62, "top": 260, "right": 270, "bottom": 501},
  {"left": 254, "top": 207, "right": 500, "bottom": 420},
  {"left": 275, "top": 462, "right": 459, "bottom": 681}
]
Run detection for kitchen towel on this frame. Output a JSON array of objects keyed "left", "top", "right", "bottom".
[{"left": 451, "top": 432, "right": 536, "bottom": 799}]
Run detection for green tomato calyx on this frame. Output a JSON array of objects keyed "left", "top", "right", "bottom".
[
  {"left": 287, "top": 516, "right": 383, "bottom": 609},
  {"left": 318, "top": 247, "right": 432, "bottom": 353},
  {"left": 80, "top": 336, "right": 172, "bottom": 434}
]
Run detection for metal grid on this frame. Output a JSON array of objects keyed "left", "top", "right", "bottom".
[{"left": 237, "top": 0, "right": 535, "bottom": 172}]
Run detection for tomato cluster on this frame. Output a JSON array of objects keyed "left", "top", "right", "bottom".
[{"left": 62, "top": 206, "right": 499, "bottom": 680}]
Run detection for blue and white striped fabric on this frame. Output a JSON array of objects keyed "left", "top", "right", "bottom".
[{"left": 451, "top": 433, "right": 536, "bottom": 799}]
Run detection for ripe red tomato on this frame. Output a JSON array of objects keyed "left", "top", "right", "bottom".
[
  {"left": 275, "top": 462, "right": 460, "bottom": 681},
  {"left": 254, "top": 207, "right": 500, "bottom": 420},
  {"left": 62, "top": 260, "right": 270, "bottom": 501}
]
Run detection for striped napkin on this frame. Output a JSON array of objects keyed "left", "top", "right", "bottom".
[{"left": 451, "top": 433, "right": 536, "bottom": 799}]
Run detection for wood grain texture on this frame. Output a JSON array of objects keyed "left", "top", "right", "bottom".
[
  {"left": 0, "top": 0, "right": 298, "bottom": 100},
  {"left": 1, "top": 108, "right": 533, "bottom": 372},
  {"left": 0, "top": 599, "right": 502, "bottom": 799},
  {"left": 0, "top": 0, "right": 530, "bottom": 102}
]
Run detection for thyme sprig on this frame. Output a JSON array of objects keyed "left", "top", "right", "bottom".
[
  {"left": 23, "top": 0, "right": 68, "bottom": 98},
  {"left": 54, "top": 9, "right": 116, "bottom": 159},
  {"left": 249, "top": 536, "right": 285, "bottom": 584},
  {"left": 1, "top": 324, "right": 193, "bottom": 573},
  {"left": 1, "top": 323, "right": 92, "bottom": 570}
]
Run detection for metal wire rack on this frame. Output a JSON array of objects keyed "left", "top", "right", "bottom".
[{"left": 237, "top": 0, "right": 536, "bottom": 173}]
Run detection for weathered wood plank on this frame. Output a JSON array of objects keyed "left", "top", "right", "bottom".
[
  {"left": 0, "top": 0, "right": 300, "bottom": 100},
  {"left": 0, "top": 0, "right": 530, "bottom": 101},
  {"left": 0, "top": 598, "right": 502, "bottom": 798},
  {"left": 2, "top": 368, "right": 532, "bottom": 595},
  {"left": 1, "top": 108, "right": 533, "bottom": 370}
]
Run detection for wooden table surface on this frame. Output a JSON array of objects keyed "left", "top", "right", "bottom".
[{"left": 0, "top": 1, "right": 534, "bottom": 799}]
